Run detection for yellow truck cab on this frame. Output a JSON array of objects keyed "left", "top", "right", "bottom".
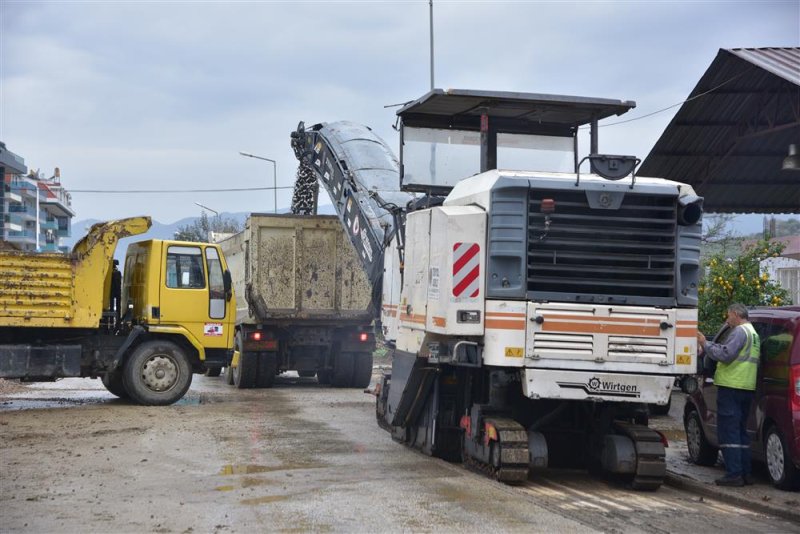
[{"left": 0, "top": 217, "right": 236, "bottom": 406}]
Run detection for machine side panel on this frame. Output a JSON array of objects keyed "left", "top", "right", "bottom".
[
  {"left": 482, "top": 299, "right": 527, "bottom": 367},
  {"left": 399, "top": 211, "right": 430, "bottom": 334},
  {"left": 381, "top": 237, "right": 401, "bottom": 343},
  {"left": 426, "top": 206, "right": 486, "bottom": 336}
]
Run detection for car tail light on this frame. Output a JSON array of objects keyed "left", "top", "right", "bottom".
[
  {"left": 359, "top": 332, "right": 369, "bottom": 342},
  {"left": 791, "top": 364, "right": 800, "bottom": 413},
  {"left": 251, "top": 332, "right": 262, "bottom": 341}
]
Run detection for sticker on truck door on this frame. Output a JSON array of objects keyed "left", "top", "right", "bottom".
[{"left": 204, "top": 323, "right": 223, "bottom": 337}]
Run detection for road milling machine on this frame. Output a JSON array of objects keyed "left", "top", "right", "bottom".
[{"left": 290, "top": 89, "right": 702, "bottom": 489}]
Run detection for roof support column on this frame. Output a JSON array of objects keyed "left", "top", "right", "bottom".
[{"left": 480, "top": 111, "right": 497, "bottom": 173}]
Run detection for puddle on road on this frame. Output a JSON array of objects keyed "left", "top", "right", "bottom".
[
  {"left": 219, "top": 462, "right": 323, "bottom": 476},
  {"left": 659, "top": 428, "right": 686, "bottom": 442},
  {"left": 0, "top": 392, "right": 202, "bottom": 412},
  {"left": 240, "top": 494, "right": 290, "bottom": 505}
]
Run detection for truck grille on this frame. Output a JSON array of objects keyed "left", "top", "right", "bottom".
[{"left": 528, "top": 189, "right": 677, "bottom": 299}]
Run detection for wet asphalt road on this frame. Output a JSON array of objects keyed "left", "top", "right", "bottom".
[{"left": 1, "top": 375, "right": 798, "bottom": 533}]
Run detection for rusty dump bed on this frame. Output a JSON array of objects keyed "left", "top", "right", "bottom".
[
  {"left": 221, "top": 214, "right": 374, "bottom": 324},
  {"left": 0, "top": 217, "right": 151, "bottom": 329}
]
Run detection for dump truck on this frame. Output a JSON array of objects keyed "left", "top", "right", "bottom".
[
  {"left": 0, "top": 216, "right": 236, "bottom": 405},
  {"left": 291, "top": 88, "right": 702, "bottom": 489},
  {"left": 217, "top": 213, "right": 375, "bottom": 388}
]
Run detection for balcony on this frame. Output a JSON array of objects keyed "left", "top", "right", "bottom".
[
  {"left": 4, "top": 190, "right": 22, "bottom": 204},
  {"left": 6, "top": 228, "right": 36, "bottom": 240},
  {"left": 8, "top": 205, "right": 36, "bottom": 221},
  {"left": 40, "top": 243, "right": 61, "bottom": 253},
  {"left": 40, "top": 187, "right": 75, "bottom": 217},
  {"left": 41, "top": 219, "right": 58, "bottom": 230}
]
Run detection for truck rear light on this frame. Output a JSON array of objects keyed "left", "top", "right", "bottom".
[
  {"left": 359, "top": 332, "right": 369, "bottom": 342},
  {"left": 791, "top": 364, "right": 800, "bottom": 413},
  {"left": 251, "top": 332, "right": 262, "bottom": 341}
]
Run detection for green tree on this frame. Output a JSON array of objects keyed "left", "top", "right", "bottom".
[
  {"left": 698, "top": 239, "right": 790, "bottom": 334},
  {"left": 174, "top": 212, "right": 241, "bottom": 242}
]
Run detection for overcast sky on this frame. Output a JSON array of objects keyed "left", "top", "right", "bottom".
[{"left": 1, "top": 0, "right": 798, "bottom": 226}]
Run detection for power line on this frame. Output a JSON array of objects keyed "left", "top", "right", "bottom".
[
  {"left": 71, "top": 186, "right": 295, "bottom": 193},
  {"left": 583, "top": 70, "right": 748, "bottom": 129}
]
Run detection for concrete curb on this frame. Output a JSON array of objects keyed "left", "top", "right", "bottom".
[{"left": 664, "top": 471, "right": 800, "bottom": 525}]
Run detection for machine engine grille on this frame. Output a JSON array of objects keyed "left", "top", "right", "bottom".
[{"left": 528, "top": 189, "right": 677, "bottom": 299}]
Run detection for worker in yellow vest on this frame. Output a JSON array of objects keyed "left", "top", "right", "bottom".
[{"left": 697, "top": 303, "right": 761, "bottom": 487}]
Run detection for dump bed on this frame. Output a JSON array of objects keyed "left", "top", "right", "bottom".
[
  {"left": 0, "top": 217, "right": 151, "bottom": 329},
  {"left": 221, "top": 214, "right": 374, "bottom": 324}
]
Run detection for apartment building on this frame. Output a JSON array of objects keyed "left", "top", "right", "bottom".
[{"left": 0, "top": 142, "right": 74, "bottom": 252}]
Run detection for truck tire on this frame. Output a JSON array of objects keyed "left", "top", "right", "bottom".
[
  {"left": 225, "top": 365, "right": 235, "bottom": 385},
  {"left": 101, "top": 371, "right": 129, "bottom": 399},
  {"left": 317, "top": 370, "right": 331, "bottom": 385},
  {"left": 232, "top": 332, "right": 256, "bottom": 389},
  {"left": 122, "top": 340, "right": 192, "bottom": 406},
  {"left": 255, "top": 352, "right": 277, "bottom": 388},
  {"left": 351, "top": 352, "right": 374, "bottom": 389},
  {"left": 234, "top": 351, "right": 257, "bottom": 389},
  {"left": 331, "top": 352, "right": 355, "bottom": 388}
]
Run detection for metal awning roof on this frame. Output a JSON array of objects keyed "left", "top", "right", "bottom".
[
  {"left": 638, "top": 48, "right": 800, "bottom": 213},
  {"left": 397, "top": 88, "right": 636, "bottom": 137}
]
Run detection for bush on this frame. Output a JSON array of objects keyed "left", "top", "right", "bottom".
[{"left": 698, "top": 239, "right": 790, "bottom": 334}]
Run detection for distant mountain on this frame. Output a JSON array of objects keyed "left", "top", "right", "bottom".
[{"left": 63, "top": 206, "right": 338, "bottom": 262}]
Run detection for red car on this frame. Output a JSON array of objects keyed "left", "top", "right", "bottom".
[{"left": 683, "top": 306, "right": 800, "bottom": 490}]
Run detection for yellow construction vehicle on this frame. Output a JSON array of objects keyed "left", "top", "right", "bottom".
[{"left": 0, "top": 216, "right": 236, "bottom": 405}]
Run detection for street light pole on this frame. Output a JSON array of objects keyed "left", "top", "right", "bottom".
[
  {"left": 194, "top": 201, "right": 219, "bottom": 216},
  {"left": 239, "top": 151, "right": 277, "bottom": 213}
]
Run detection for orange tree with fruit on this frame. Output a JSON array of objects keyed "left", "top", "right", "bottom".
[{"left": 698, "top": 239, "right": 791, "bottom": 333}]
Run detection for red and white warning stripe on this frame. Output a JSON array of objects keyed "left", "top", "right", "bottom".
[{"left": 452, "top": 242, "right": 480, "bottom": 298}]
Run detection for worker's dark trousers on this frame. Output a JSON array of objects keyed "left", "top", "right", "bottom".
[{"left": 717, "top": 386, "right": 754, "bottom": 477}]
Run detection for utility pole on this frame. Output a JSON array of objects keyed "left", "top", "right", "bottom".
[{"left": 429, "top": 0, "right": 435, "bottom": 90}]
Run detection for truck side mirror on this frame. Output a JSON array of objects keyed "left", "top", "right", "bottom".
[{"left": 223, "top": 270, "right": 233, "bottom": 301}]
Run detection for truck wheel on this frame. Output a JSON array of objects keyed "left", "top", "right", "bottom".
[
  {"left": 765, "top": 426, "right": 799, "bottom": 490},
  {"left": 122, "top": 340, "right": 192, "bottom": 406},
  {"left": 101, "top": 371, "right": 129, "bottom": 399},
  {"left": 234, "top": 351, "right": 257, "bottom": 389},
  {"left": 685, "top": 409, "right": 718, "bottom": 466},
  {"left": 232, "top": 332, "right": 256, "bottom": 389},
  {"left": 297, "top": 370, "right": 316, "bottom": 378},
  {"left": 225, "top": 365, "right": 235, "bottom": 385},
  {"left": 351, "top": 352, "right": 374, "bottom": 389},
  {"left": 205, "top": 367, "right": 222, "bottom": 377},
  {"left": 331, "top": 352, "right": 355, "bottom": 388},
  {"left": 317, "top": 370, "right": 331, "bottom": 385},
  {"left": 255, "top": 352, "right": 277, "bottom": 388}
]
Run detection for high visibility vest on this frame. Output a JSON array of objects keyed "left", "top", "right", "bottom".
[{"left": 714, "top": 322, "right": 760, "bottom": 391}]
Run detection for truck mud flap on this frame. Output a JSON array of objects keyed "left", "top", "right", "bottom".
[
  {"left": 389, "top": 351, "right": 438, "bottom": 428},
  {"left": 111, "top": 325, "right": 145, "bottom": 370},
  {"left": 0, "top": 344, "right": 82, "bottom": 379}
]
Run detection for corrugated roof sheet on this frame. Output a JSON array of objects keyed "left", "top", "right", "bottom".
[
  {"left": 729, "top": 48, "right": 800, "bottom": 86},
  {"left": 639, "top": 47, "right": 800, "bottom": 214}
]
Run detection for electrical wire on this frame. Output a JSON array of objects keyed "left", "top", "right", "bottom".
[
  {"left": 583, "top": 70, "right": 748, "bottom": 129},
  {"left": 70, "top": 186, "right": 296, "bottom": 193}
]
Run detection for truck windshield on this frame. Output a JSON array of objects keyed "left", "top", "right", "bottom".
[{"left": 401, "top": 126, "right": 574, "bottom": 190}]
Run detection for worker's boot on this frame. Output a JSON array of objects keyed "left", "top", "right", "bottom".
[{"left": 714, "top": 474, "right": 744, "bottom": 487}]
